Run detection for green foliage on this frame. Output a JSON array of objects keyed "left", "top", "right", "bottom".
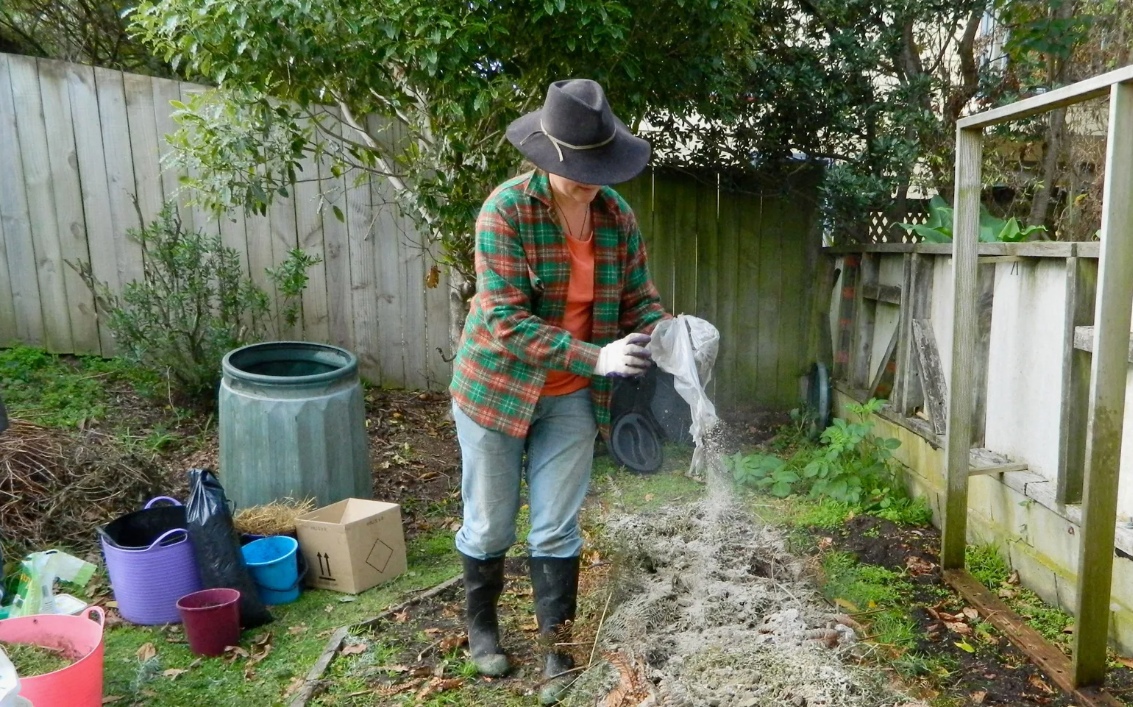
[
  {"left": 128, "top": 0, "right": 757, "bottom": 283},
  {"left": 897, "top": 195, "right": 1047, "bottom": 244},
  {"left": 965, "top": 543, "right": 1075, "bottom": 649},
  {"left": 0, "top": 346, "right": 159, "bottom": 428},
  {"left": 728, "top": 399, "right": 905, "bottom": 510},
  {"left": 872, "top": 497, "right": 934, "bottom": 526},
  {"left": 966, "top": 543, "right": 1012, "bottom": 589},
  {"left": 73, "top": 203, "right": 320, "bottom": 404}
]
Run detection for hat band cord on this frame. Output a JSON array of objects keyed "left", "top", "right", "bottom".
[{"left": 519, "top": 118, "right": 617, "bottom": 162}]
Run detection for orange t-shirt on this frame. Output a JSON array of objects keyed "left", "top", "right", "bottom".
[{"left": 542, "top": 232, "right": 595, "bottom": 395}]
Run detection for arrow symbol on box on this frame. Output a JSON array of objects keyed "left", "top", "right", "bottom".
[{"left": 317, "top": 552, "right": 333, "bottom": 578}]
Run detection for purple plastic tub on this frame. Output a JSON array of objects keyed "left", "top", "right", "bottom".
[{"left": 98, "top": 497, "right": 203, "bottom": 625}]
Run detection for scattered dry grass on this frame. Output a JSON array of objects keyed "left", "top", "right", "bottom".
[
  {"left": 233, "top": 497, "right": 316, "bottom": 536},
  {"left": 0, "top": 419, "right": 165, "bottom": 557}
]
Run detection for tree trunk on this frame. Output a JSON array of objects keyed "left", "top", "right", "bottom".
[
  {"left": 447, "top": 269, "right": 471, "bottom": 365},
  {"left": 1028, "top": 107, "right": 1067, "bottom": 233}
]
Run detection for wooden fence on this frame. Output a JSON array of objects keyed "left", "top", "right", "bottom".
[
  {"left": 0, "top": 52, "right": 451, "bottom": 389},
  {"left": 0, "top": 53, "right": 825, "bottom": 407}
]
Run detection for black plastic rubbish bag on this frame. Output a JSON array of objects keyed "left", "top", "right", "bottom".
[{"left": 185, "top": 468, "right": 272, "bottom": 627}]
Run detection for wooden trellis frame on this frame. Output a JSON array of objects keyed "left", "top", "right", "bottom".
[{"left": 944, "top": 65, "right": 1133, "bottom": 694}]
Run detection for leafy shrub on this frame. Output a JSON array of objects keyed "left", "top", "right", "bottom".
[
  {"left": 728, "top": 399, "right": 906, "bottom": 510},
  {"left": 73, "top": 202, "right": 320, "bottom": 404},
  {"left": 898, "top": 195, "right": 1047, "bottom": 243}
]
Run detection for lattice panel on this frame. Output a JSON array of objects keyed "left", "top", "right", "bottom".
[{"left": 867, "top": 202, "right": 931, "bottom": 243}]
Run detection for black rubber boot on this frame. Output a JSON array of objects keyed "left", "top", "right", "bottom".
[
  {"left": 460, "top": 553, "right": 509, "bottom": 676},
  {"left": 530, "top": 556, "right": 581, "bottom": 705}
]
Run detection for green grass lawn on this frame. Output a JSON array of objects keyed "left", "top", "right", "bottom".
[{"left": 100, "top": 529, "right": 460, "bottom": 706}]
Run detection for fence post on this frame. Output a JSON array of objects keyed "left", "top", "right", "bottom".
[
  {"left": 1073, "top": 80, "right": 1133, "bottom": 687},
  {"left": 941, "top": 125, "right": 983, "bottom": 571}
]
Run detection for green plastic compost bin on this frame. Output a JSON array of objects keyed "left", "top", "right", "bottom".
[{"left": 219, "top": 342, "right": 372, "bottom": 508}]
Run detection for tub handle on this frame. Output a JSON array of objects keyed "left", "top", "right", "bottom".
[
  {"left": 82, "top": 605, "right": 106, "bottom": 628},
  {"left": 144, "top": 496, "right": 182, "bottom": 509},
  {"left": 147, "top": 528, "right": 189, "bottom": 550}
]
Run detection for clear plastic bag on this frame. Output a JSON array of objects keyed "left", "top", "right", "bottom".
[{"left": 648, "top": 316, "right": 720, "bottom": 473}]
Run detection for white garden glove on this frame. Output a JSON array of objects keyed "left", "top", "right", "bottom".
[{"left": 594, "top": 333, "right": 652, "bottom": 377}]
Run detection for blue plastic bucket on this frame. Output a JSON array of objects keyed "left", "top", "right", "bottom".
[{"left": 241, "top": 536, "right": 301, "bottom": 605}]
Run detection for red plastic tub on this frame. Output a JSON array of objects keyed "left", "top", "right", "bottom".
[
  {"left": 0, "top": 606, "right": 105, "bottom": 707},
  {"left": 176, "top": 588, "right": 241, "bottom": 657}
]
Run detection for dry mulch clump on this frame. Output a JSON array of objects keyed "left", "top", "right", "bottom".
[{"left": 0, "top": 419, "right": 166, "bottom": 558}]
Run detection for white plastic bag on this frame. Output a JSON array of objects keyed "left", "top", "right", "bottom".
[
  {"left": 648, "top": 315, "right": 720, "bottom": 473},
  {"left": 0, "top": 648, "right": 32, "bottom": 707}
]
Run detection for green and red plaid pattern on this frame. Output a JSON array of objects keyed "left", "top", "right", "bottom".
[{"left": 450, "top": 170, "right": 668, "bottom": 439}]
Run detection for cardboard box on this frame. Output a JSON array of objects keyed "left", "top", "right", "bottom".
[{"left": 295, "top": 498, "right": 407, "bottom": 594}]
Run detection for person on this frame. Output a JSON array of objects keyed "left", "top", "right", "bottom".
[{"left": 448, "top": 78, "right": 669, "bottom": 703}]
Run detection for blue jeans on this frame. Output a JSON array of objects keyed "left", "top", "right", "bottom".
[{"left": 454, "top": 389, "right": 597, "bottom": 560}]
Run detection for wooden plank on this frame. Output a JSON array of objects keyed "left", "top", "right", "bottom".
[
  {"left": 369, "top": 118, "right": 407, "bottom": 386},
  {"left": 968, "top": 447, "right": 1029, "bottom": 475},
  {"left": 832, "top": 254, "right": 860, "bottom": 381},
  {"left": 1073, "top": 326, "right": 1133, "bottom": 361},
  {"left": 861, "top": 283, "right": 901, "bottom": 305},
  {"left": 832, "top": 242, "right": 1077, "bottom": 257},
  {"left": 10, "top": 56, "right": 72, "bottom": 352},
  {"left": 0, "top": 166, "right": 16, "bottom": 346},
  {"left": 671, "top": 173, "right": 698, "bottom": 316},
  {"left": 867, "top": 325, "right": 899, "bottom": 399},
  {"left": 648, "top": 172, "right": 677, "bottom": 310},
  {"left": 316, "top": 108, "right": 354, "bottom": 353},
  {"left": 969, "top": 264, "right": 996, "bottom": 447},
  {"left": 824, "top": 243, "right": 915, "bottom": 254},
  {"left": 941, "top": 126, "right": 983, "bottom": 571},
  {"left": 715, "top": 182, "right": 742, "bottom": 408},
  {"left": 755, "top": 192, "right": 783, "bottom": 405},
  {"left": 694, "top": 175, "right": 719, "bottom": 322},
  {"left": 0, "top": 54, "right": 45, "bottom": 347},
  {"left": 1077, "top": 242, "right": 1100, "bottom": 259},
  {"left": 850, "top": 253, "right": 879, "bottom": 389},
  {"left": 729, "top": 185, "right": 764, "bottom": 405},
  {"left": 123, "top": 72, "right": 164, "bottom": 224},
  {"left": 957, "top": 65, "right": 1133, "bottom": 129},
  {"left": 269, "top": 191, "right": 301, "bottom": 339},
  {"left": 94, "top": 67, "right": 144, "bottom": 291},
  {"left": 976, "top": 241, "right": 1075, "bottom": 258},
  {"left": 895, "top": 254, "right": 934, "bottom": 416},
  {"left": 1073, "top": 81, "right": 1133, "bottom": 688},
  {"left": 1059, "top": 258, "right": 1097, "bottom": 504},
  {"left": 347, "top": 167, "right": 381, "bottom": 383},
  {"left": 38, "top": 58, "right": 97, "bottom": 353},
  {"left": 151, "top": 77, "right": 185, "bottom": 226},
  {"left": 292, "top": 150, "right": 330, "bottom": 345},
  {"left": 287, "top": 625, "right": 349, "bottom": 707},
  {"left": 245, "top": 210, "right": 276, "bottom": 332},
  {"left": 779, "top": 183, "right": 815, "bottom": 406},
  {"left": 66, "top": 62, "right": 116, "bottom": 353},
  {"left": 912, "top": 318, "right": 949, "bottom": 435},
  {"left": 944, "top": 569, "right": 1124, "bottom": 707},
  {"left": 373, "top": 117, "right": 426, "bottom": 389}
]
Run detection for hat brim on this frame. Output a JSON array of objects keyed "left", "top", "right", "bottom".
[{"left": 506, "top": 110, "right": 651, "bottom": 185}]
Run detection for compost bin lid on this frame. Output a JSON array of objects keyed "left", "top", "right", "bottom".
[{"left": 610, "top": 412, "right": 664, "bottom": 474}]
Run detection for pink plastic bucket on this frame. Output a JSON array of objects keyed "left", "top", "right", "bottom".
[{"left": 0, "top": 606, "right": 105, "bottom": 707}]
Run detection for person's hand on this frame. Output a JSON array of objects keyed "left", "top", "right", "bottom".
[{"left": 594, "top": 333, "right": 652, "bottom": 377}]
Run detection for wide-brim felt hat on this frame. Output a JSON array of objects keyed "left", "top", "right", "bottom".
[{"left": 506, "top": 79, "right": 651, "bottom": 185}]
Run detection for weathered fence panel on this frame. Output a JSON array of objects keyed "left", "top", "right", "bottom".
[
  {"left": 623, "top": 169, "right": 824, "bottom": 410},
  {"left": 0, "top": 54, "right": 823, "bottom": 407}
]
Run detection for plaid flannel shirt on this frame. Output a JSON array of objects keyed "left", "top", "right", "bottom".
[{"left": 449, "top": 170, "right": 668, "bottom": 439}]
